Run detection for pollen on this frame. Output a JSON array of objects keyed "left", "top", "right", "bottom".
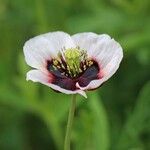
[
  {"left": 48, "top": 47, "right": 95, "bottom": 78},
  {"left": 53, "top": 59, "right": 59, "bottom": 66}
]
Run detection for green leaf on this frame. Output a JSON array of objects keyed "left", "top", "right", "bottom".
[
  {"left": 88, "top": 92, "right": 110, "bottom": 150},
  {"left": 116, "top": 81, "right": 150, "bottom": 150},
  {"left": 0, "top": 85, "right": 40, "bottom": 113},
  {"left": 73, "top": 92, "right": 110, "bottom": 150}
]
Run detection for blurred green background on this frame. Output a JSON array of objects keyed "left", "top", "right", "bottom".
[{"left": 0, "top": 0, "right": 150, "bottom": 150}]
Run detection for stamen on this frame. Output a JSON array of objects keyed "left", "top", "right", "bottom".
[
  {"left": 53, "top": 60, "right": 59, "bottom": 66},
  {"left": 47, "top": 47, "right": 96, "bottom": 78},
  {"left": 83, "top": 65, "right": 86, "bottom": 71},
  {"left": 62, "top": 47, "right": 88, "bottom": 77},
  {"left": 53, "top": 65, "right": 57, "bottom": 70}
]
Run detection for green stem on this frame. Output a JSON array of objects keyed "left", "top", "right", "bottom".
[{"left": 64, "top": 95, "right": 76, "bottom": 150}]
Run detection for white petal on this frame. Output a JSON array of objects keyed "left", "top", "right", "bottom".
[
  {"left": 26, "top": 69, "right": 87, "bottom": 98},
  {"left": 72, "top": 32, "right": 111, "bottom": 60},
  {"left": 72, "top": 32, "right": 122, "bottom": 68},
  {"left": 72, "top": 32, "right": 123, "bottom": 90},
  {"left": 76, "top": 53, "right": 122, "bottom": 90},
  {"left": 94, "top": 39, "right": 123, "bottom": 69},
  {"left": 26, "top": 69, "right": 50, "bottom": 82},
  {"left": 23, "top": 31, "right": 75, "bottom": 70}
]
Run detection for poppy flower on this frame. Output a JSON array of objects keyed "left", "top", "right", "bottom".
[{"left": 23, "top": 31, "right": 123, "bottom": 98}]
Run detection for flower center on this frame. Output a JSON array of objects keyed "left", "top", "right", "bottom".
[{"left": 47, "top": 47, "right": 95, "bottom": 78}]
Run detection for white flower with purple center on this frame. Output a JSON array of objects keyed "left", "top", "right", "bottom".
[{"left": 23, "top": 31, "right": 123, "bottom": 98}]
